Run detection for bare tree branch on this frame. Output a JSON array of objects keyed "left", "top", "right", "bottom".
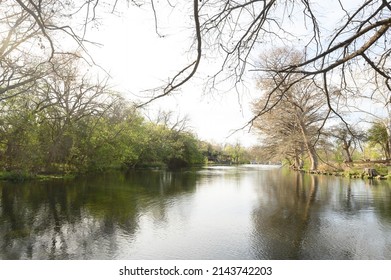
[{"left": 137, "top": 0, "right": 202, "bottom": 107}]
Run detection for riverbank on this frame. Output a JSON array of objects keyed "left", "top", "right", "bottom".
[
  {"left": 304, "top": 169, "right": 390, "bottom": 180},
  {"left": 2, "top": 161, "right": 391, "bottom": 183},
  {"left": 0, "top": 163, "right": 199, "bottom": 182},
  {"left": 293, "top": 161, "right": 391, "bottom": 180},
  {"left": 0, "top": 170, "right": 76, "bottom": 182}
]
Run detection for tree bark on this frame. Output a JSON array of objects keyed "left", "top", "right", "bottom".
[
  {"left": 299, "top": 121, "right": 318, "bottom": 170},
  {"left": 386, "top": 120, "right": 391, "bottom": 160},
  {"left": 342, "top": 139, "right": 353, "bottom": 162}
]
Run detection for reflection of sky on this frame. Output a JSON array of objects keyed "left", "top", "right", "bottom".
[{"left": 120, "top": 167, "right": 261, "bottom": 259}]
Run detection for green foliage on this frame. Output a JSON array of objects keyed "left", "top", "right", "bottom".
[
  {"left": 367, "top": 122, "right": 390, "bottom": 159},
  {"left": 368, "top": 122, "right": 388, "bottom": 144},
  {"left": 224, "top": 143, "right": 250, "bottom": 164},
  {"left": 135, "top": 123, "right": 205, "bottom": 169},
  {"left": 0, "top": 79, "right": 207, "bottom": 174},
  {"left": 0, "top": 170, "right": 34, "bottom": 182}
]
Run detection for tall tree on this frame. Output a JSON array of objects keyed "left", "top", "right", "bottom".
[
  {"left": 0, "top": 55, "right": 134, "bottom": 173},
  {"left": 3, "top": 1, "right": 390, "bottom": 137},
  {"left": 253, "top": 48, "right": 327, "bottom": 170},
  {"left": 0, "top": 0, "right": 141, "bottom": 100}
]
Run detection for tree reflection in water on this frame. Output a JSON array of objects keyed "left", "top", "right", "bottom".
[
  {"left": 1, "top": 167, "right": 391, "bottom": 260},
  {"left": 0, "top": 170, "right": 198, "bottom": 259},
  {"left": 250, "top": 171, "right": 391, "bottom": 259}
]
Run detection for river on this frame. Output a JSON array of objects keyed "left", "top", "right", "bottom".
[{"left": 1, "top": 165, "right": 390, "bottom": 259}]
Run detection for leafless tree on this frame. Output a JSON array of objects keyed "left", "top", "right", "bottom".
[
  {"left": 3, "top": 0, "right": 390, "bottom": 130},
  {"left": 141, "top": 1, "right": 391, "bottom": 128},
  {"left": 253, "top": 112, "right": 305, "bottom": 168},
  {"left": 0, "top": 0, "right": 143, "bottom": 100},
  {"left": 253, "top": 48, "right": 328, "bottom": 170}
]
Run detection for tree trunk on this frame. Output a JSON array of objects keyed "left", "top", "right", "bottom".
[
  {"left": 306, "top": 144, "right": 318, "bottom": 170},
  {"left": 299, "top": 121, "right": 318, "bottom": 170},
  {"left": 293, "top": 148, "right": 304, "bottom": 169},
  {"left": 342, "top": 139, "right": 353, "bottom": 162},
  {"left": 386, "top": 120, "right": 391, "bottom": 160},
  {"left": 294, "top": 150, "right": 300, "bottom": 169}
]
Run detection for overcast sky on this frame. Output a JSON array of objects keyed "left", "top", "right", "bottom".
[{"left": 88, "top": 4, "right": 260, "bottom": 147}]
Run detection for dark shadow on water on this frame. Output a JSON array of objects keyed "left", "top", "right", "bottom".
[{"left": 0, "top": 170, "right": 198, "bottom": 259}]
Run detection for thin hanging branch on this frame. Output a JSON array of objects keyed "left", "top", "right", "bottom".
[{"left": 137, "top": 0, "right": 202, "bottom": 107}]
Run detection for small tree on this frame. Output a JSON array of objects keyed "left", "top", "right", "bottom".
[
  {"left": 367, "top": 121, "right": 391, "bottom": 160},
  {"left": 328, "top": 124, "right": 366, "bottom": 162}
]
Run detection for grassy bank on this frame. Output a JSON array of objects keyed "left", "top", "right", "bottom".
[
  {"left": 0, "top": 162, "right": 201, "bottom": 182},
  {"left": 295, "top": 161, "right": 391, "bottom": 180}
]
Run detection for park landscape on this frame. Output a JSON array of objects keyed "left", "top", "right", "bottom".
[{"left": 0, "top": 0, "right": 391, "bottom": 260}]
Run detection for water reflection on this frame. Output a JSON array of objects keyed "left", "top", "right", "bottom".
[
  {"left": 250, "top": 171, "right": 391, "bottom": 259},
  {"left": 0, "top": 166, "right": 391, "bottom": 259},
  {"left": 0, "top": 170, "right": 198, "bottom": 259}
]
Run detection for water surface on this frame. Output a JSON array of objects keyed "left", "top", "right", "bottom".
[{"left": 1, "top": 165, "right": 390, "bottom": 259}]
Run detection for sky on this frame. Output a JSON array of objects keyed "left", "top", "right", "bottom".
[
  {"left": 84, "top": 0, "right": 382, "bottom": 147},
  {"left": 87, "top": 4, "right": 260, "bottom": 147}
]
